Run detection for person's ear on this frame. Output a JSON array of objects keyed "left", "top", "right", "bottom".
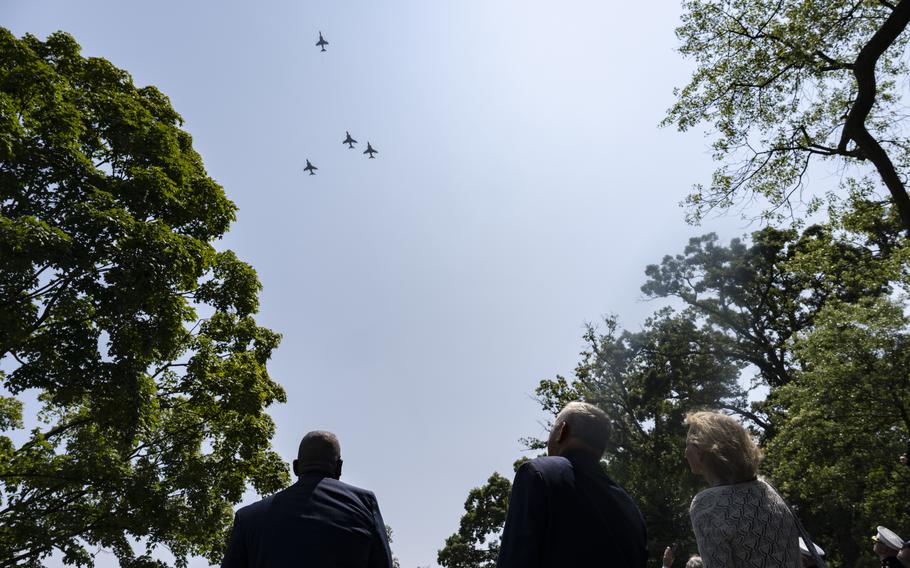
[
  {"left": 556, "top": 420, "right": 570, "bottom": 443},
  {"left": 292, "top": 459, "right": 299, "bottom": 477},
  {"left": 335, "top": 458, "right": 343, "bottom": 479}
]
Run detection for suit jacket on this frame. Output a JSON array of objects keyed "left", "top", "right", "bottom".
[
  {"left": 221, "top": 472, "right": 393, "bottom": 568},
  {"left": 497, "top": 450, "right": 647, "bottom": 568}
]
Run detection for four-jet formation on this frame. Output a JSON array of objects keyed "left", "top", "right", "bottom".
[{"left": 306, "top": 34, "right": 381, "bottom": 177}]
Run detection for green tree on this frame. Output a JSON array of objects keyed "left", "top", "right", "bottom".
[
  {"left": 763, "top": 298, "right": 910, "bottom": 568},
  {"left": 664, "top": 0, "right": 910, "bottom": 233},
  {"left": 641, "top": 204, "right": 904, "bottom": 434},
  {"left": 643, "top": 228, "right": 813, "bottom": 394},
  {"left": 385, "top": 525, "right": 401, "bottom": 568},
  {"left": 437, "top": 471, "right": 513, "bottom": 568},
  {"left": 0, "top": 29, "right": 288, "bottom": 567}
]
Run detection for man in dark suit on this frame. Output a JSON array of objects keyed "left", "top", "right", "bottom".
[
  {"left": 221, "top": 431, "right": 393, "bottom": 568},
  {"left": 497, "top": 402, "right": 647, "bottom": 568}
]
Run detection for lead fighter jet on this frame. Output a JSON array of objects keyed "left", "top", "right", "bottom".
[
  {"left": 303, "top": 160, "right": 318, "bottom": 175},
  {"left": 363, "top": 142, "right": 378, "bottom": 159},
  {"left": 343, "top": 131, "right": 357, "bottom": 149},
  {"left": 316, "top": 31, "right": 328, "bottom": 52}
]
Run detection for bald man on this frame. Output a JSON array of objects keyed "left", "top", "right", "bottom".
[
  {"left": 221, "top": 431, "right": 393, "bottom": 568},
  {"left": 497, "top": 402, "right": 647, "bottom": 568}
]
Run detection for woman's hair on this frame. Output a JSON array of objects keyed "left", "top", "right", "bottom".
[
  {"left": 684, "top": 411, "right": 762, "bottom": 484},
  {"left": 685, "top": 555, "right": 704, "bottom": 568}
]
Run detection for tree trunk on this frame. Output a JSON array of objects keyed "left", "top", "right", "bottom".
[{"left": 842, "top": 0, "right": 910, "bottom": 234}]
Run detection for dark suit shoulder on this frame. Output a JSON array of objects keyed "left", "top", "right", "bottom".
[
  {"left": 523, "top": 455, "right": 573, "bottom": 478},
  {"left": 223, "top": 476, "right": 392, "bottom": 568},
  {"left": 234, "top": 492, "right": 276, "bottom": 523},
  {"left": 328, "top": 478, "right": 376, "bottom": 498},
  {"left": 314, "top": 477, "right": 377, "bottom": 507},
  {"left": 232, "top": 477, "right": 378, "bottom": 524}
]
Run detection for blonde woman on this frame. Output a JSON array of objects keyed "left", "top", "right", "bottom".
[{"left": 684, "top": 411, "right": 800, "bottom": 568}]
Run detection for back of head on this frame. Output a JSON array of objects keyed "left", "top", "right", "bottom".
[
  {"left": 685, "top": 555, "right": 704, "bottom": 568},
  {"left": 685, "top": 411, "right": 761, "bottom": 484},
  {"left": 554, "top": 401, "right": 611, "bottom": 457},
  {"left": 297, "top": 430, "right": 341, "bottom": 475}
]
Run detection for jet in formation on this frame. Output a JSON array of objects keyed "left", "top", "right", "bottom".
[
  {"left": 304, "top": 160, "right": 318, "bottom": 175},
  {"left": 363, "top": 142, "right": 378, "bottom": 159},
  {"left": 316, "top": 31, "right": 328, "bottom": 52},
  {"left": 343, "top": 131, "right": 357, "bottom": 149}
]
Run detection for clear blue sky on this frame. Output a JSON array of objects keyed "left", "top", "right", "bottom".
[{"left": 4, "top": 1, "right": 749, "bottom": 566}]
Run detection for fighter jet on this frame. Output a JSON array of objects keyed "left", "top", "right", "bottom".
[
  {"left": 316, "top": 31, "right": 328, "bottom": 52},
  {"left": 343, "top": 131, "right": 358, "bottom": 149},
  {"left": 303, "top": 160, "right": 318, "bottom": 175},
  {"left": 363, "top": 142, "right": 378, "bottom": 159}
]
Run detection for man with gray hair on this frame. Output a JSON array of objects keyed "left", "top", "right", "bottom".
[
  {"left": 497, "top": 402, "right": 647, "bottom": 568},
  {"left": 221, "top": 431, "right": 393, "bottom": 568}
]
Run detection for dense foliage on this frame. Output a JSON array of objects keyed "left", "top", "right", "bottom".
[
  {"left": 437, "top": 472, "right": 512, "bottom": 568},
  {"left": 766, "top": 297, "right": 910, "bottom": 566},
  {"left": 0, "top": 29, "right": 288, "bottom": 567}
]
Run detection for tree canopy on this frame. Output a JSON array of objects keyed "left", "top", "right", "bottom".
[
  {"left": 437, "top": 471, "right": 512, "bottom": 568},
  {"left": 765, "top": 296, "right": 910, "bottom": 567},
  {"left": 664, "top": 0, "right": 910, "bottom": 233},
  {"left": 0, "top": 29, "right": 287, "bottom": 567}
]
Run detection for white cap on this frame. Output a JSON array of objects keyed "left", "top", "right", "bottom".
[
  {"left": 798, "top": 537, "right": 825, "bottom": 557},
  {"left": 874, "top": 526, "right": 904, "bottom": 551}
]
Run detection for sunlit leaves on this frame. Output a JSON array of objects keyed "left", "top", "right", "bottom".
[
  {"left": 665, "top": 0, "right": 910, "bottom": 226},
  {"left": 0, "top": 29, "right": 288, "bottom": 567}
]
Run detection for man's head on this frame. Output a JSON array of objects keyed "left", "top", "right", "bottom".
[
  {"left": 873, "top": 526, "right": 904, "bottom": 559},
  {"left": 547, "top": 401, "right": 611, "bottom": 458},
  {"left": 293, "top": 431, "right": 343, "bottom": 479}
]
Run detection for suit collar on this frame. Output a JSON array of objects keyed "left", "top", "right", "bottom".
[
  {"left": 295, "top": 471, "right": 333, "bottom": 485},
  {"left": 562, "top": 448, "right": 603, "bottom": 470}
]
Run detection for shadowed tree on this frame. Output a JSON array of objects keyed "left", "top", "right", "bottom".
[
  {"left": 437, "top": 471, "right": 513, "bottom": 568},
  {"left": 0, "top": 29, "right": 288, "bottom": 567},
  {"left": 641, "top": 200, "right": 904, "bottom": 433},
  {"left": 664, "top": 0, "right": 910, "bottom": 233}
]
